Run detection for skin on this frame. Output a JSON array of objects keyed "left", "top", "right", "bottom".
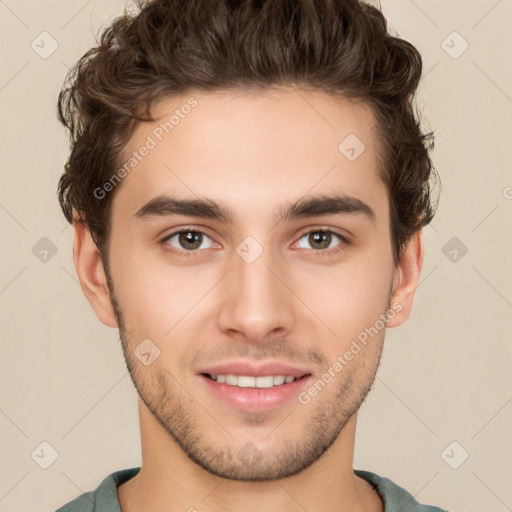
[{"left": 73, "top": 87, "right": 423, "bottom": 512}]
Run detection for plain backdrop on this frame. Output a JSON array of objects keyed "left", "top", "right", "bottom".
[{"left": 0, "top": 1, "right": 511, "bottom": 511}]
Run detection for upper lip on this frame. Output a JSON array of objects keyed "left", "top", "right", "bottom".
[{"left": 198, "top": 360, "right": 311, "bottom": 378}]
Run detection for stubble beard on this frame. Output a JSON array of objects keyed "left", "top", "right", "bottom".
[{"left": 104, "top": 264, "right": 387, "bottom": 481}]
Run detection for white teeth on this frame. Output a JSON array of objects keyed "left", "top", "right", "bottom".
[
  {"left": 255, "top": 376, "right": 274, "bottom": 388},
  {"left": 209, "top": 374, "right": 297, "bottom": 388},
  {"left": 237, "top": 376, "right": 256, "bottom": 388},
  {"left": 226, "top": 374, "right": 238, "bottom": 386}
]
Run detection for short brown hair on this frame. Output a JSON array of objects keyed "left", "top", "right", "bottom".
[{"left": 57, "top": 0, "right": 439, "bottom": 265}]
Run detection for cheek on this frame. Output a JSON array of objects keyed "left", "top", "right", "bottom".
[
  {"left": 303, "top": 252, "right": 393, "bottom": 345},
  {"left": 109, "top": 245, "right": 217, "bottom": 337}
]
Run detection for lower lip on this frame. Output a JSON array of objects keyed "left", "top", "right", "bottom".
[{"left": 199, "top": 374, "right": 312, "bottom": 412}]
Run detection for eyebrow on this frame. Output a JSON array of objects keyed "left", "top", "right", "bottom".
[{"left": 134, "top": 193, "right": 376, "bottom": 224}]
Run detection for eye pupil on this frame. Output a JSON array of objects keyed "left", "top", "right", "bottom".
[
  {"left": 179, "top": 231, "right": 202, "bottom": 250},
  {"left": 309, "top": 231, "right": 331, "bottom": 250}
]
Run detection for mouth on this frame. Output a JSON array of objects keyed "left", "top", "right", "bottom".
[
  {"left": 197, "top": 361, "right": 313, "bottom": 412},
  {"left": 202, "top": 373, "right": 309, "bottom": 388}
]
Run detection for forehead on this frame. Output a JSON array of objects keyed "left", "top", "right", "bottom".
[{"left": 113, "top": 87, "right": 388, "bottom": 225}]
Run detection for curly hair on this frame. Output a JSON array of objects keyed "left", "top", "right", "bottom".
[{"left": 57, "top": 0, "right": 439, "bottom": 266}]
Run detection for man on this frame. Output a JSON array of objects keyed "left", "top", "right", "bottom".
[{"left": 56, "top": 0, "right": 447, "bottom": 510}]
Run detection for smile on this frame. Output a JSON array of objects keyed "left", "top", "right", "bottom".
[
  {"left": 199, "top": 370, "right": 312, "bottom": 412},
  {"left": 207, "top": 374, "right": 298, "bottom": 388}
]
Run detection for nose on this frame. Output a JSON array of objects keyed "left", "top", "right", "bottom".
[{"left": 216, "top": 241, "right": 296, "bottom": 344}]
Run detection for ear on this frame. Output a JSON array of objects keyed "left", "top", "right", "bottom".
[
  {"left": 386, "top": 228, "right": 424, "bottom": 328},
  {"left": 72, "top": 221, "right": 118, "bottom": 328}
]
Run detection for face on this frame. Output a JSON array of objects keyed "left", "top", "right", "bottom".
[{"left": 96, "top": 87, "right": 405, "bottom": 480}]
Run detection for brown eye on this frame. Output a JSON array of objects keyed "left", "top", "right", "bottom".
[
  {"left": 309, "top": 231, "right": 331, "bottom": 250},
  {"left": 297, "top": 230, "right": 344, "bottom": 251},
  {"left": 164, "top": 230, "right": 214, "bottom": 252}
]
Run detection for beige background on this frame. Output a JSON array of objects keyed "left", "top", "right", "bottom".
[{"left": 1, "top": 0, "right": 511, "bottom": 510}]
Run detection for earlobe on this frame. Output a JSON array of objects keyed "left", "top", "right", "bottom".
[
  {"left": 386, "top": 229, "right": 424, "bottom": 328},
  {"left": 72, "top": 221, "right": 118, "bottom": 328}
]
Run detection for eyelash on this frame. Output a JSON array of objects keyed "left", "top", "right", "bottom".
[{"left": 160, "top": 227, "right": 350, "bottom": 258}]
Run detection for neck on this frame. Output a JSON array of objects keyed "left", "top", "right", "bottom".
[{"left": 117, "top": 399, "right": 382, "bottom": 512}]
